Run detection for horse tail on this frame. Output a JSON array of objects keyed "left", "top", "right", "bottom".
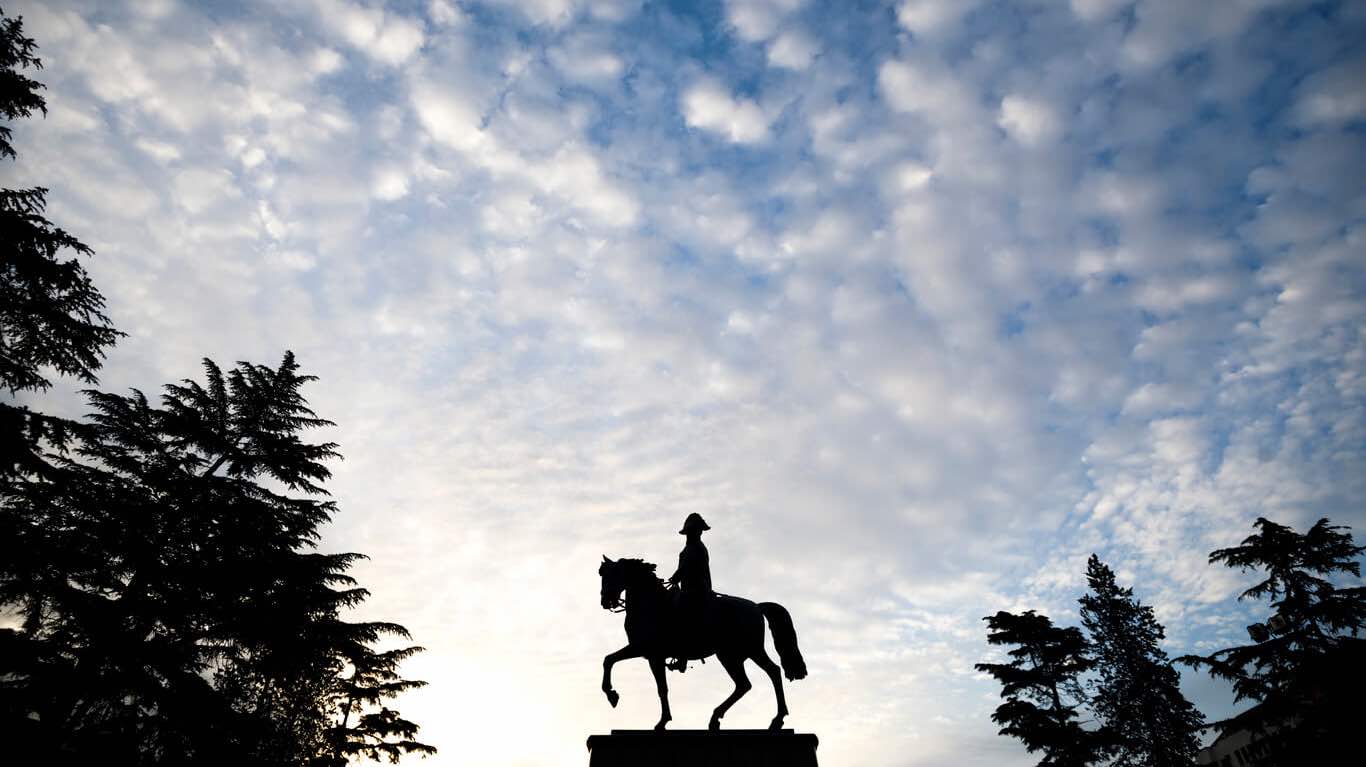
[{"left": 760, "top": 602, "right": 807, "bottom": 681}]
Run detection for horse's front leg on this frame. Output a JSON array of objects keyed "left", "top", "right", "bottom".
[
  {"left": 602, "top": 645, "right": 640, "bottom": 708},
  {"left": 648, "top": 656, "right": 671, "bottom": 731}
]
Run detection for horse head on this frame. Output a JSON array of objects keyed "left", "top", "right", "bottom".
[
  {"left": 600, "top": 556, "right": 624, "bottom": 610},
  {"left": 599, "top": 556, "right": 657, "bottom": 610}
]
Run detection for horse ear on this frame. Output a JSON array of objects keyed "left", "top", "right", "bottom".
[{"left": 602, "top": 555, "right": 612, "bottom": 563}]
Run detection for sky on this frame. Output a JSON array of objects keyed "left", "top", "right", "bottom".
[{"left": 6, "top": 0, "right": 1366, "bottom": 765}]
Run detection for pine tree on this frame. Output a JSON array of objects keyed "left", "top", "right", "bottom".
[
  {"left": 0, "top": 10, "right": 121, "bottom": 756},
  {"left": 976, "top": 610, "right": 1104, "bottom": 767},
  {"left": 0, "top": 8, "right": 121, "bottom": 474},
  {"left": 1078, "top": 555, "right": 1202, "bottom": 766},
  {"left": 326, "top": 637, "right": 437, "bottom": 764},
  {"left": 1179, "top": 517, "right": 1366, "bottom": 761},
  {"left": 3, "top": 355, "right": 435, "bottom": 764}
]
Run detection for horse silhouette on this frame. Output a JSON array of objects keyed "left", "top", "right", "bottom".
[{"left": 598, "top": 556, "right": 807, "bottom": 731}]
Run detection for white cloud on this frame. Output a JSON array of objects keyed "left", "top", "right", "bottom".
[
  {"left": 484, "top": 0, "right": 578, "bottom": 27},
  {"left": 309, "top": 47, "right": 345, "bottom": 75},
  {"left": 767, "top": 29, "right": 817, "bottom": 70},
  {"left": 549, "top": 33, "right": 624, "bottom": 83},
  {"left": 372, "top": 19, "right": 425, "bottom": 64},
  {"left": 895, "top": 0, "right": 981, "bottom": 38},
  {"left": 998, "top": 94, "right": 1062, "bottom": 147},
  {"left": 587, "top": 0, "right": 639, "bottom": 22},
  {"left": 135, "top": 137, "right": 181, "bottom": 163},
  {"left": 372, "top": 166, "right": 410, "bottom": 200},
  {"left": 45, "top": 100, "right": 101, "bottom": 134},
  {"left": 311, "top": 0, "right": 425, "bottom": 66},
  {"left": 534, "top": 144, "right": 640, "bottom": 227},
  {"left": 879, "top": 57, "right": 978, "bottom": 126},
  {"left": 1081, "top": 170, "right": 1163, "bottom": 217},
  {"left": 893, "top": 162, "right": 933, "bottom": 192},
  {"left": 412, "top": 79, "right": 489, "bottom": 153},
  {"left": 1118, "top": 0, "right": 1270, "bottom": 72},
  {"left": 410, "top": 63, "right": 637, "bottom": 227},
  {"left": 1121, "top": 383, "right": 1202, "bottom": 417},
  {"left": 725, "top": 0, "right": 804, "bottom": 43},
  {"left": 1294, "top": 54, "right": 1366, "bottom": 127},
  {"left": 428, "top": 0, "right": 464, "bottom": 26},
  {"left": 172, "top": 166, "right": 240, "bottom": 215},
  {"left": 681, "top": 79, "right": 770, "bottom": 144}
]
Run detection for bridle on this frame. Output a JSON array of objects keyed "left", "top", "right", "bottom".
[
  {"left": 602, "top": 568, "right": 627, "bottom": 613},
  {"left": 601, "top": 559, "right": 664, "bottom": 613}
]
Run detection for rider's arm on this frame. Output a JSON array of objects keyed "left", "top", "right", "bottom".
[{"left": 669, "top": 551, "right": 686, "bottom": 585}]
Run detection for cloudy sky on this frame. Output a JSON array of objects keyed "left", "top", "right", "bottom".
[{"left": 8, "top": 0, "right": 1366, "bottom": 764}]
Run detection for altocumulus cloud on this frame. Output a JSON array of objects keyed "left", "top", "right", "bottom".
[{"left": 8, "top": 1, "right": 1366, "bottom": 765}]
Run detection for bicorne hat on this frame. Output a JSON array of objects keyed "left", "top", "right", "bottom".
[{"left": 679, "top": 512, "right": 711, "bottom": 535}]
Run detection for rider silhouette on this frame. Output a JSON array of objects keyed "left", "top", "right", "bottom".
[{"left": 668, "top": 513, "right": 713, "bottom": 671}]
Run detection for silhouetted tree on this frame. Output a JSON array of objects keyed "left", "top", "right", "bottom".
[
  {"left": 977, "top": 610, "right": 1104, "bottom": 767},
  {"left": 3, "top": 355, "right": 434, "bottom": 764},
  {"left": 0, "top": 8, "right": 120, "bottom": 474},
  {"left": 325, "top": 640, "right": 437, "bottom": 764},
  {"left": 0, "top": 10, "right": 122, "bottom": 757},
  {"left": 1078, "top": 555, "right": 1202, "bottom": 766},
  {"left": 1179, "top": 517, "right": 1366, "bottom": 762}
]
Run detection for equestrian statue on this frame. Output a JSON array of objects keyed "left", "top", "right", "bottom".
[{"left": 598, "top": 513, "right": 807, "bottom": 731}]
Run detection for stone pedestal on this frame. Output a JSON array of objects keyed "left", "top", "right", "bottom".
[{"left": 586, "top": 729, "right": 819, "bottom": 767}]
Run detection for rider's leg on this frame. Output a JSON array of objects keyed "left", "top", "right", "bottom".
[{"left": 667, "top": 589, "right": 699, "bottom": 672}]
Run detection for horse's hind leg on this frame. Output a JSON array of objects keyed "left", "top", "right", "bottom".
[
  {"left": 648, "top": 656, "right": 672, "bottom": 731},
  {"left": 708, "top": 654, "right": 752, "bottom": 731},
  {"left": 753, "top": 648, "right": 787, "bottom": 730}
]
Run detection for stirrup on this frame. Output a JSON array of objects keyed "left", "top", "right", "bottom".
[{"left": 667, "top": 657, "right": 688, "bottom": 672}]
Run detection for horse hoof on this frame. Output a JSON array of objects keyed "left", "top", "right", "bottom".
[
  {"left": 769, "top": 716, "right": 785, "bottom": 731},
  {"left": 654, "top": 721, "right": 669, "bottom": 732},
  {"left": 708, "top": 717, "right": 721, "bottom": 732},
  {"left": 605, "top": 690, "right": 620, "bottom": 708}
]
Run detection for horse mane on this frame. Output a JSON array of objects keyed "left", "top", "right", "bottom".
[{"left": 616, "top": 558, "right": 665, "bottom": 589}]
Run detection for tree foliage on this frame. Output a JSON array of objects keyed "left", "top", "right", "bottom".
[
  {"left": 1, "top": 8, "right": 121, "bottom": 477},
  {"left": 326, "top": 643, "right": 437, "bottom": 764},
  {"left": 976, "top": 610, "right": 1104, "bottom": 767},
  {"left": 0, "top": 8, "right": 47, "bottom": 161},
  {"left": 1178, "top": 517, "right": 1366, "bottom": 759},
  {"left": 2, "top": 354, "right": 436, "bottom": 764},
  {"left": 1078, "top": 555, "right": 1202, "bottom": 766}
]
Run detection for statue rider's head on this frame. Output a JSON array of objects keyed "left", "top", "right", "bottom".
[{"left": 679, "top": 513, "right": 710, "bottom": 537}]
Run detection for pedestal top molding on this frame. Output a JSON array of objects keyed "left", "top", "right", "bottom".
[{"left": 586, "top": 729, "right": 820, "bottom": 767}]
